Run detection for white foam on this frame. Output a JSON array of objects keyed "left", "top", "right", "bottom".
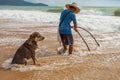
[
  {"left": 1, "top": 55, "right": 84, "bottom": 72},
  {"left": 1, "top": 59, "right": 69, "bottom": 72},
  {"left": 80, "top": 9, "right": 104, "bottom": 15},
  {"left": 57, "top": 47, "right": 90, "bottom": 56},
  {"left": 106, "top": 55, "right": 120, "bottom": 62},
  {"left": 1, "top": 58, "right": 12, "bottom": 69},
  {"left": 0, "top": 10, "right": 120, "bottom": 32},
  {"left": 0, "top": 37, "right": 25, "bottom": 46},
  {"left": 77, "top": 15, "right": 120, "bottom": 32},
  {"left": 0, "top": 10, "right": 59, "bottom": 24}
]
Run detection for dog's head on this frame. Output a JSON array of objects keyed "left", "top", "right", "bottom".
[{"left": 29, "top": 32, "right": 44, "bottom": 42}]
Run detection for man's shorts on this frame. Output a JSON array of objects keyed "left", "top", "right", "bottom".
[{"left": 60, "top": 34, "right": 73, "bottom": 45}]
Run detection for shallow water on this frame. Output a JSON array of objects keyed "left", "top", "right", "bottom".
[
  {"left": 0, "top": 8, "right": 120, "bottom": 79},
  {"left": 0, "top": 20, "right": 120, "bottom": 67}
]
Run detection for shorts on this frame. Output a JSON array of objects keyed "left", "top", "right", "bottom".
[{"left": 60, "top": 34, "right": 73, "bottom": 45}]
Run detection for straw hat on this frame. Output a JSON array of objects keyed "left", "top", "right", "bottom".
[{"left": 65, "top": 2, "right": 80, "bottom": 13}]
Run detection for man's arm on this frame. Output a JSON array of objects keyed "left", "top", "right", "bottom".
[{"left": 73, "top": 23, "right": 78, "bottom": 32}]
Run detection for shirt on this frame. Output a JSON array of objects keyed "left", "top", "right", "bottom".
[{"left": 59, "top": 9, "right": 77, "bottom": 34}]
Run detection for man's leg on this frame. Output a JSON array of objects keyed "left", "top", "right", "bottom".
[
  {"left": 69, "top": 45, "right": 73, "bottom": 54},
  {"left": 62, "top": 42, "right": 67, "bottom": 53}
]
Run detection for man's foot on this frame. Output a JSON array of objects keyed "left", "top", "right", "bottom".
[
  {"left": 58, "top": 47, "right": 67, "bottom": 55},
  {"left": 63, "top": 49, "right": 67, "bottom": 53},
  {"left": 69, "top": 53, "right": 72, "bottom": 56}
]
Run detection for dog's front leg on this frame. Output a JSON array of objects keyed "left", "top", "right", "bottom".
[
  {"left": 32, "top": 57, "right": 36, "bottom": 65},
  {"left": 31, "top": 55, "right": 36, "bottom": 65},
  {"left": 35, "top": 56, "right": 38, "bottom": 62}
]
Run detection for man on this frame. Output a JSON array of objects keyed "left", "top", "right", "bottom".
[{"left": 59, "top": 2, "right": 80, "bottom": 55}]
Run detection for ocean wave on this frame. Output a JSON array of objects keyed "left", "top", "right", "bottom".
[
  {"left": 0, "top": 10, "right": 120, "bottom": 32},
  {"left": 80, "top": 9, "right": 104, "bottom": 15}
]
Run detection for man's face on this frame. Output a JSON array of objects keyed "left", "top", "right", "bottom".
[
  {"left": 70, "top": 6, "right": 76, "bottom": 13},
  {"left": 72, "top": 8, "right": 76, "bottom": 13}
]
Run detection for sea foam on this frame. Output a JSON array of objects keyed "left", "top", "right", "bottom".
[{"left": 0, "top": 10, "right": 120, "bottom": 32}]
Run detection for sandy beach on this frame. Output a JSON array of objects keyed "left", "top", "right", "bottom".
[{"left": 0, "top": 19, "right": 120, "bottom": 80}]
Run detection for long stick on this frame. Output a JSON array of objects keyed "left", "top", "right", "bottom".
[
  {"left": 77, "top": 27, "right": 100, "bottom": 47},
  {"left": 77, "top": 31, "right": 91, "bottom": 51},
  {"left": 72, "top": 26, "right": 100, "bottom": 47},
  {"left": 57, "top": 28, "right": 62, "bottom": 46}
]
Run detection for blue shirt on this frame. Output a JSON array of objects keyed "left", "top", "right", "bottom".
[{"left": 59, "top": 9, "right": 77, "bottom": 34}]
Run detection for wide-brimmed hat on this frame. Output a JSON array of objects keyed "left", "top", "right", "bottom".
[{"left": 65, "top": 2, "right": 80, "bottom": 13}]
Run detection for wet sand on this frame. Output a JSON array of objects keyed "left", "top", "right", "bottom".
[{"left": 0, "top": 19, "right": 120, "bottom": 80}]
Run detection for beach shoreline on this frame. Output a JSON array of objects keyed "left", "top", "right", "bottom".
[{"left": 0, "top": 19, "right": 120, "bottom": 80}]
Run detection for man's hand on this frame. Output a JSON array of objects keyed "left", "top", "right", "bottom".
[
  {"left": 74, "top": 27, "right": 78, "bottom": 32},
  {"left": 73, "top": 23, "right": 78, "bottom": 32}
]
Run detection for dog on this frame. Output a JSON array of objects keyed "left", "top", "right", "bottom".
[{"left": 11, "top": 32, "right": 44, "bottom": 65}]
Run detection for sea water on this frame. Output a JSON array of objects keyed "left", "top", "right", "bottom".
[
  {"left": 0, "top": 6, "right": 120, "bottom": 32},
  {"left": 0, "top": 6, "right": 120, "bottom": 72}
]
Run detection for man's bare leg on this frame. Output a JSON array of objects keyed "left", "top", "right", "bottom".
[
  {"left": 69, "top": 45, "right": 73, "bottom": 55},
  {"left": 62, "top": 42, "right": 67, "bottom": 53}
]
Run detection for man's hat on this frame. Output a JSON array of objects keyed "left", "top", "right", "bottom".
[{"left": 65, "top": 2, "right": 80, "bottom": 13}]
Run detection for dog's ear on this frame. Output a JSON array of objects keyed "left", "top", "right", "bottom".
[
  {"left": 30, "top": 32, "right": 39, "bottom": 39},
  {"left": 30, "top": 33, "right": 34, "bottom": 39},
  {"left": 27, "top": 33, "right": 35, "bottom": 45}
]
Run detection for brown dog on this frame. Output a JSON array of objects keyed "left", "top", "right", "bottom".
[{"left": 11, "top": 32, "right": 44, "bottom": 65}]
